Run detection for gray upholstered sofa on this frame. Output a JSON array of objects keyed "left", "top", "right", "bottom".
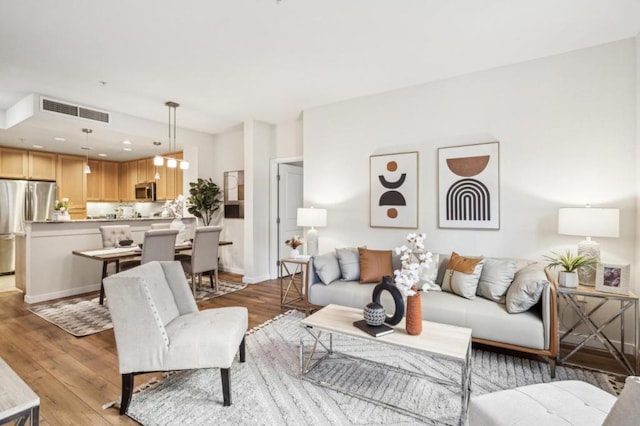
[{"left": 307, "top": 250, "right": 558, "bottom": 374}]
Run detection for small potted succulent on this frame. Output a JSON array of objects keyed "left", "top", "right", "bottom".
[{"left": 543, "top": 250, "right": 597, "bottom": 288}]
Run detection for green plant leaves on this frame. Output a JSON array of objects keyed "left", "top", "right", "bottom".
[
  {"left": 542, "top": 250, "right": 597, "bottom": 272},
  {"left": 186, "top": 178, "right": 222, "bottom": 226}
]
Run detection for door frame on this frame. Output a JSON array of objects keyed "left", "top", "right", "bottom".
[{"left": 269, "top": 156, "right": 303, "bottom": 279}]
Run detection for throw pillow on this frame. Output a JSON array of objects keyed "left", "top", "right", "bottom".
[
  {"left": 603, "top": 376, "right": 640, "bottom": 426},
  {"left": 313, "top": 252, "right": 341, "bottom": 285},
  {"left": 477, "top": 258, "right": 517, "bottom": 303},
  {"left": 358, "top": 248, "right": 393, "bottom": 283},
  {"left": 505, "top": 264, "right": 548, "bottom": 314},
  {"left": 441, "top": 252, "right": 484, "bottom": 299},
  {"left": 335, "top": 247, "right": 360, "bottom": 281}
]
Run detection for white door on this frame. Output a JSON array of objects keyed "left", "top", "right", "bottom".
[{"left": 278, "top": 163, "right": 303, "bottom": 276}]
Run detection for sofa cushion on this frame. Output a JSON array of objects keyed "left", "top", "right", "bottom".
[
  {"left": 358, "top": 248, "right": 393, "bottom": 283},
  {"left": 336, "top": 247, "right": 360, "bottom": 281},
  {"left": 442, "top": 252, "right": 484, "bottom": 299},
  {"left": 603, "top": 376, "right": 640, "bottom": 425},
  {"left": 506, "top": 264, "right": 548, "bottom": 314},
  {"left": 477, "top": 258, "right": 517, "bottom": 303},
  {"left": 313, "top": 252, "right": 342, "bottom": 285}
]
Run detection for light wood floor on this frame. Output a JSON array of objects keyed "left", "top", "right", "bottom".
[{"left": 0, "top": 273, "right": 629, "bottom": 425}]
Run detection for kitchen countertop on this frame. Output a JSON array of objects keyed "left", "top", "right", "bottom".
[{"left": 30, "top": 217, "right": 177, "bottom": 223}]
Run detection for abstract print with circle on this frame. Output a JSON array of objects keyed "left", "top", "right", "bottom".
[{"left": 370, "top": 152, "right": 418, "bottom": 228}]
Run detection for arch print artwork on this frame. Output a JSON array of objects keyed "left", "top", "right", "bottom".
[
  {"left": 438, "top": 142, "right": 500, "bottom": 229},
  {"left": 370, "top": 151, "right": 418, "bottom": 228}
]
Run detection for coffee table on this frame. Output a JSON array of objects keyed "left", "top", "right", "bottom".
[{"left": 300, "top": 304, "right": 472, "bottom": 425}]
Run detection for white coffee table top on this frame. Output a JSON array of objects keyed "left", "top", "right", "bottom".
[
  {"left": 0, "top": 357, "right": 39, "bottom": 420},
  {"left": 302, "top": 304, "right": 472, "bottom": 362}
]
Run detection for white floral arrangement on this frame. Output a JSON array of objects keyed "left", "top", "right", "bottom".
[
  {"left": 164, "top": 194, "right": 185, "bottom": 219},
  {"left": 54, "top": 198, "right": 70, "bottom": 212},
  {"left": 394, "top": 232, "right": 433, "bottom": 296}
]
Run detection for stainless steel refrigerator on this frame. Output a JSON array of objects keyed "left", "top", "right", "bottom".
[{"left": 0, "top": 180, "right": 57, "bottom": 274}]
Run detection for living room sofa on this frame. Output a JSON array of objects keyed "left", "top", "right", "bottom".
[{"left": 306, "top": 249, "right": 558, "bottom": 375}]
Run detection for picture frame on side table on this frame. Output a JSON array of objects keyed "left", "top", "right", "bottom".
[
  {"left": 438, "top": 141, "right": 500, "bottom": 229},
  {"left": 595, "top": 263, "right": 630, "bottom": 295},
  {"left": 370, "top": 151, "right": 418, "bottom": 228}
]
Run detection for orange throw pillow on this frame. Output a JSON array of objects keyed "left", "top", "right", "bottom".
[
  {"left": 359, "top": 248, "right": 393, "bottom": 283},
  {"left": 447, "top": 251, "right": 483, "bottom": 273}
]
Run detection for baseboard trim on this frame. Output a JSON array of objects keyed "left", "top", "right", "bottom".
[{"left": 24, "top": 284, "right": 101, "bottom": 304}]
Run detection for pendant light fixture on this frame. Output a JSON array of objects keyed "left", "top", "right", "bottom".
[
  {"left": 162, "top": 101, "right": 189, "bottom": 170},
  {"left": 82, "top": 128, "right": 92, "bottom": 174}
]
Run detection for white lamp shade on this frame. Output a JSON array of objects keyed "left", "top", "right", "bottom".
[
  {"left": 153, "top": 155, "right": 164, "bottom": 166},
  {"left": 179, "top": 160, "right": 189, "bottom": 170},
  {"left": 297, "top": 208, "right": 327, "bottom": 228},
  {"left": 558, "top": 207, "right": 619, "bottom": 238},
  {"left": 167, "top": 158, "right": 177, "bottom": 168}
]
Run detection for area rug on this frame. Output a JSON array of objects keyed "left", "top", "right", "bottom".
[
  {"left": 28, "top": 280, "right": 247, "bottom": 337},
  {"left": 119, "top": 310, "right": 617, "bottom": 426}
]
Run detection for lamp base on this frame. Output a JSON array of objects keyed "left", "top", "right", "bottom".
[
  {"left": 306, "top": 228, "right": 319, "bottom": 257},
  {"left": 577, "top": 239, "right": 599, "bottom": 286}
]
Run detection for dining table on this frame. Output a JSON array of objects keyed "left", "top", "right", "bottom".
[{"left": 72, "top": 240, "right": 232, "bottom": 304}]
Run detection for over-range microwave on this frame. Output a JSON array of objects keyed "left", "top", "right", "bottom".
[{"left": 135, "top": 182, "right": 156, "bottom": 201}]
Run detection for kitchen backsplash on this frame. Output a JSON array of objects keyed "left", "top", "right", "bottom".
[{"left": 86, "top": 201, "right": 168, "bottom": 218}]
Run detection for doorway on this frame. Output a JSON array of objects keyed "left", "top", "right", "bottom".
[{"left": 269, "top": 158, "right": 303, "bottom": 278}]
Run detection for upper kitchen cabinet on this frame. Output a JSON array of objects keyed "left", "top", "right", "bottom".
[
  {"left": 57, "top": 154, "right": 86, "bottom": 219},
  {"left": 27, "top": 151, "right": 57, "bottom": 181},
  {"left": 0, "top": 147, "right": 28, "bottom": 179},
  {"left": 87, "top": 160, "right": 120, "bottom": 202},
  {"left": 118, "top": 161, "right": 136, "bottom": 201}
]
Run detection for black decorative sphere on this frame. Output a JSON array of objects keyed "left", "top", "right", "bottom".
[{"left": 364, "top": 302, "right": 386, "bottom": 326}]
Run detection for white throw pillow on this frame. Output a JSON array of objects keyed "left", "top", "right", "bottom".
[
  {"left": 441, "top": 252, "right": 485, "bottom": 300},
  {"left": 505, "top": 265, "right": 548, "bottom": 313},
  {"left": 313, "top": 252, "right": 341, "bottom": 285},
  {"left": 477, "top": 258, "right": 517, "bottom": 303},
  {"left": 335, "top": 247, "right": 360, "bottom": 281}
]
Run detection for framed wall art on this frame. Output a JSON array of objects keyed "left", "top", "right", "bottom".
[
  {"left": 370, "top": 151, "right": 418, "bottom": 228},
  {"left": 595, "top": 263, "right": 630, "bottom": 295},
  {"left": 438, "top": 142, "right": 500, "bottom": 229},
  {"left": 224, "top": 170, "right": 245, "bottom": 219}
]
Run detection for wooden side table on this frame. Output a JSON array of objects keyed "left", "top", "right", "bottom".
[
  {"left": 280, "top": 257, "right": 311, "bottom": 310},
  {"left": 0, "top": 357, "right": 39, "bottom": 425},
  {"left": 556, "top": 284, "right": 639, "bottom": 375}
]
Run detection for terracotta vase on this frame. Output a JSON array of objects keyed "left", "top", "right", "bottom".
[{"left": 405, "top": 287, "right": 422, "bottom": 336}]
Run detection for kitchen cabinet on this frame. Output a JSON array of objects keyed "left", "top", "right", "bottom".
[
  {"left": 87, "top": 160, "right": 119, "bottom": 201},
  {"left": 154, "top": 162, "right": 167, "bottom": 200},
  {"left": 56, "top": 154, "right": 86, "bottom": 219},
  {"left": 27, "top": 151, "right": 57, "bottom": 180},
  {"left": 136, "top": 158, "right": 155, "bottom": 184},
  {"left": 0, "top": 147, "right": 28, "bottom": 179},
  {"left": 118, "top": 161, "right": 136, "bottom": 201}
]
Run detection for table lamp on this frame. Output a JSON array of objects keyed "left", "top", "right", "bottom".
[
  {"left": 297, "top": 207, "right": 327, "bottom": 257},
  {"left": 558, "top": 206, "right": 620, "bottom": 286}
]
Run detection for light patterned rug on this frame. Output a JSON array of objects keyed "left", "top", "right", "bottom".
[
  {"left": 118, "top": 310, "right": 617, "bottom": 426},
  {"left": 28, "top": 280, "right": 247, "bottom": 337}
]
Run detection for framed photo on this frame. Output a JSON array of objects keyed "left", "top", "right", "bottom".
[
  {"left": 438, "top": 141, "right": 500, "bottom": 229},
  {"left": 595, "top": 263, "right": 630, "bottom": 295},
  {"left": 370, "top": 151, "right": 418, "bottom": 228}
]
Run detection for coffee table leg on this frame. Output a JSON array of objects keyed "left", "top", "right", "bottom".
[{"left": 460, "top": 341, "right": 472, "bottom": 426}]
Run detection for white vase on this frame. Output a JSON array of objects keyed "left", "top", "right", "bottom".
[
  {"left": 559, "top": 271, "right": 579, "bottom": 288},
  {"left": 290, "top": 249, "right": 300, "bottom": 258},
  {"left": 170, "top": 218, "right": 187, "bottom": 243}
]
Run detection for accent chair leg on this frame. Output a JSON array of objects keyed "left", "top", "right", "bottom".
[
  {"left": 120, "top": 373, "right": 134, "bottom": 415},
  {"left": 209, "top": 270, "right": 214, "bottom": 289},
  {"left": 239, "top": 336, "right": 246, "bottom": 363},
  {"left": 100, "top": 262, "right": 108, "bottom": 305},
  {"left": 221, "top": 368, "right": 231, "bottom": 406},
  {"left": 549, "top": 358, "right": 556, "bottom": 378}
]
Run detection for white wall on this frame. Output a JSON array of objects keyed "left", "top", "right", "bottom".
[
  {"left": 304, "top": 39, "right": 637, "bottom": 347},
  {"left": 275, "top": 116, "right": 303, "bottom": 158}
]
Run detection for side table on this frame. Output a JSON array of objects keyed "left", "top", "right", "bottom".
[
  {"left": 0, "top": 357, "right": 40, "bottom": 425},
  {"left": 556, "top": 284, "right": 639, "bottom": 375},
  {"left": 279, "top": 257, "right": 311, "bottom": 310}
]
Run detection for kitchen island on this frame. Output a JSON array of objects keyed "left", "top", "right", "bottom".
[{"left": 16, "top": 217, "right": 196, "bottom": 303}]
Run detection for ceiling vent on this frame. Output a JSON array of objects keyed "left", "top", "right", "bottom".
[{"left": 41, "top": 97, "right": 110, "bottom": 124}]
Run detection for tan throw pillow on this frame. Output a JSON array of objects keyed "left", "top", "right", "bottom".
[
  {"left": 442, "top": 252, "right": 484, "bottom": 299},
  {"left": 358, "top": 248, "right": 393, "bottom": 284}
]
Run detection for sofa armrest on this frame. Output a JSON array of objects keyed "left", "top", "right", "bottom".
[{"left": 541, "top": 267, "right": 559, "bottom": 356}]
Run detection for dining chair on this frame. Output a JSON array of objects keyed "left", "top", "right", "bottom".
[
  {"left": 141, "top": 229, "right": 179, "bottom": 264},
  {"left": 181, "top": 226, "right": 222, "bottom": 295},
  {"left": 150, "top": 223, "right": 171, "bottom": 230},
  {"left": 98, "top": 225, "right": 139, "bottom": 304},
  {"left": 103, "top": 261, "right": 248, "bottom": 415}
]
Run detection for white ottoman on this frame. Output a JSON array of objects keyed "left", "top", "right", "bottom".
[{"left": 468, "top": 380, "right": 616, "bottom": 426}]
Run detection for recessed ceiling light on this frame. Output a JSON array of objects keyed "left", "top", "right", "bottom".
[
  {"left": 122, "top": 140, "right": 132, "bottom": 145},
  {"left": 53, "top": 137, "right": 66, "bottom": 142},
  {"left": 98, "top": 153, "right": 108, "bottom": 157},
  {"left": 123, "top": 147, "right": 133, "bottom": 152},
  {"left": 32, "top": 145, "right": 44, "bottom": 149}
]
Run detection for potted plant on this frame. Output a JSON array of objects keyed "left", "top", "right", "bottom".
[
  {"left": 186, "top": 178, "right": 222, "bottom": 226},
  {"left": 543, "top": 250, "right": 597, "bottom": 288}
]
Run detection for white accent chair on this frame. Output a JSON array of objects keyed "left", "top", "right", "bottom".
[
  {"left": 103, "top": 261, "right": 248, "bottom": 415},
  {"left": 141, "top": 229, "right": 178, "bottom": 264},
  {"left": 181, "top": 226, "right": 222, "bottom": 295},
  {"left": 98, "top": 225, "right": 139, "bottom": 304},
  {"left": 468, "top": 376, "right": 640, "bottom": 426}
]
